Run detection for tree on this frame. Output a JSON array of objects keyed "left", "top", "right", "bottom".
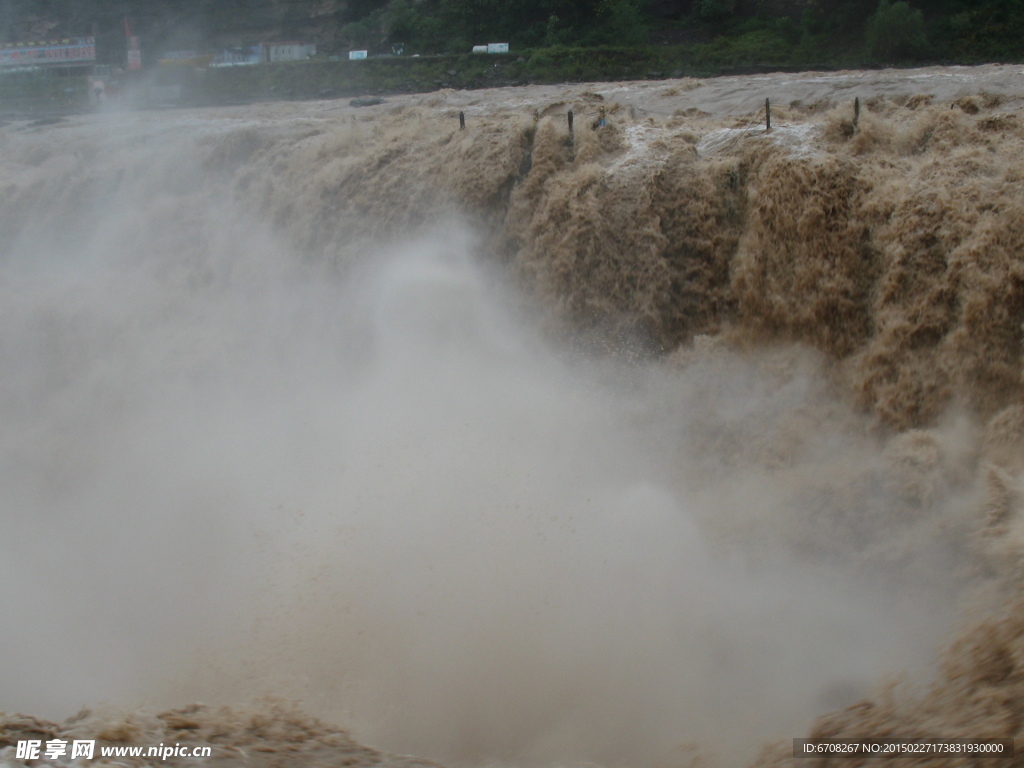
[{"left": 865, "top": 0, "right": 928, "bottom": 59}]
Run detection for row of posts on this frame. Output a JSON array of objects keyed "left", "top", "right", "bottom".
[
  {"left": 456, "top": 106, "right": 603, "bottom": 136},
  {"left": 457, "top": 98, "right": 862, "bottom": 134}
]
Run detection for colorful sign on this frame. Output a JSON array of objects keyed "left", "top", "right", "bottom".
[{"left": 0, "top": 38, "right": 96, "bottom": 67}]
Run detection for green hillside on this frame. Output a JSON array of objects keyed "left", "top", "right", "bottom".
[{"left": 1, "top": 0, "right": 1024, "bottom": 67}]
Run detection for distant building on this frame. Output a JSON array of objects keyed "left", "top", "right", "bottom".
[
  {"left": 161, "top": 50, "right": 197, "bottom": 61},
  {"left": 157, "top": 51, "right": 213, "bottom": 67},
  {"left": 472, "top": 43, "right": 510, "bottom": 53},
  {"left": 261, "top": 42, "right": 316, "bottom": 63},
  {"left": 211, "top": 46, "right": 261, "bottom": 67}
]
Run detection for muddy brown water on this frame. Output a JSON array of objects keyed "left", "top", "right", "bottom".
[{"left": 3, "top": 64, "right": 1024, "bottom": 768}]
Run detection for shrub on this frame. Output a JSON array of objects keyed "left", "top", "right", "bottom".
[
  {"left": 698, "top": 0, "right": 735, "bottom": 23},
  {"left": 691, "top": 28, "right": 791, "bottom": 67},
  {"left": 584, "top": 0, "right": 651, "bottom": 46}
]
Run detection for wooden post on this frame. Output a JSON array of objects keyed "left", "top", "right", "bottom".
[
  {"left": 854, "top": 96, "right": 860, "bottom": 128},
  {"left": 459, "top": 110, "right": 465, "bottom": 130},
  {"left": 566, "top": 109, "right": 575, "bottom": 156},
  {"left": 765, "top": 97, "right": 771, "bottom": 131}
]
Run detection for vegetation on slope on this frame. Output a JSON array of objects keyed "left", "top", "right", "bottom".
[{"left": 1, "top": 0, "right": 1023, "bottom": 71}]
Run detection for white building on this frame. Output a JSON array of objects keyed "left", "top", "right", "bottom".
[{"left": 262, "top": 42, "right": 316, "bottom": 63}]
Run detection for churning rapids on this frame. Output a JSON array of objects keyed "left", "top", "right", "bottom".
[{"left": 5, "top": 64, "right": 1024, "bottom": 768}]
